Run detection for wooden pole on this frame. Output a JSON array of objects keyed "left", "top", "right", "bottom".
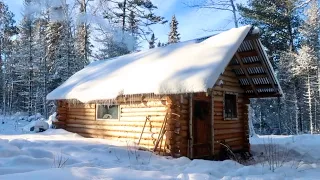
[
  {"left": 153, "top": 112, "right": 168, "bottom": 152},
  {"left": 137, "top": 115, "right": 150, "bottom": 145},
  {"left": 189, "top": 94, "right": 193, "bottom": 159}
]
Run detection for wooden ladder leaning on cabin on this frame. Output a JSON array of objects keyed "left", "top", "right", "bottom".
[
  {"left": 137, "top": 112, "right": 180, "bottom": 155},
  {"left": 153, "top": 112, "right": 180, "bottom": 154}
]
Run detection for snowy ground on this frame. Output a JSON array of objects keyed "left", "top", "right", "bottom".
[
  {"left": 0, "top": 114, "right": 44, "bottom": 135},
  {"left": 1, "top": 117, "right": 320, "bottom": 179}
]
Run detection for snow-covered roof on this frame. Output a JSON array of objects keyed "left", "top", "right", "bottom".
[{"left": 47, "top": 25, "right": 282, "bottom": 102}]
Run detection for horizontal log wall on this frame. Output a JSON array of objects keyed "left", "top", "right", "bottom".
[
  {"left": 213, "top": 66, "right": 250, "bottom": 155},
  {"left": 54, "top": 96, "right": 178, "bottom": 154},
  {"left": 56, "top": 100, "right": 67, "bottom": 128}
]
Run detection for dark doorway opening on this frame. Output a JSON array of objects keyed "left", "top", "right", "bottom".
[{"left": 193, "top": 99, "right": 212, "bottom": 158}]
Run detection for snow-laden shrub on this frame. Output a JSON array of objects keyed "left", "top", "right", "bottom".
[
  {"left": 46, "top": 112, "right": 57, "bottom": 129},
  {"left": 27, "top": 113, "right": 44, "bottom": 122}
]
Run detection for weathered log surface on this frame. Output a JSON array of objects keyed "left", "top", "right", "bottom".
[
  {"left": 55, "top": 97, "right": 179, "bottom": 155},
  {"left": 212, "top": 65, "right": 250, "bottom": 155}
]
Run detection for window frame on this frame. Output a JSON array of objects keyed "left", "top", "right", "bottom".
[
  {"left": 96, "top": 104, "right": 120, "bottom": 121},
  {"left": 223, "top": 92, "right": 238, "bottom": 120}
]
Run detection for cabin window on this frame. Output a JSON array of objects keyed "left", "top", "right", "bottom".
[
  {"left": 224, "top": 93, "right": 237, "bottom": 120},
  {"left": 96, "top": 104, "right": 119, "bottom": 120}
]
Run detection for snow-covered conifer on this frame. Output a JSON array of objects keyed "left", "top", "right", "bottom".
[
  {"left": 149, "top": 33, "right": 156, "bottom": 49},
  {"left": 168, "top": 15, "right": 180, "bottom": 44}
]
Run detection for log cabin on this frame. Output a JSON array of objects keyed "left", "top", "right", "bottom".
[{"left": 47, "top": 25, "right": 282, "bottom": 159}]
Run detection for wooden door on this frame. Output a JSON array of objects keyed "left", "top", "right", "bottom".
[{"left": 193, "top": 99, "right": 212, "bottom": 158}]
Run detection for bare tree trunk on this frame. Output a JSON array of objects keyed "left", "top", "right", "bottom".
[
  {"left": 307, "top": 74, "right": 313, "bottom": 134},
  {"left": 187, "top": 0, "right": 239, "bottom": 28},
  {"left": 28, "top": 20, "right": 33, "bottom": 116},
  {"left": 229, "top": 0, "right": 238, "bottom": 27},
  {"left": 0, "top": 37, "right": 3, "bottom": 116},
  {"left": 2, "top": 54, "right": 6, "bottom": 116},
  {"left": 294, "top": 85, "right": 299, "bottom": 134},
  {"left": 248, "top": 104, "right": 256, "bottom": 137},
  {"left": 82, "top": 0, "right": 88, "bottom": 67},
  {"left": 315, "top": 99, "right": 317, "bottom": 132},
  {"left": 278, "top": 97, "right": 282, "bottom": 134},
  {"left": 122, "top": 0, "right": 127, "bottom": 31},
  {"left": 78, "top": 0, "right": 89, "bottom": 67},
  {"left": 259, "top": 109, "right": 262, "bottom": 134}
]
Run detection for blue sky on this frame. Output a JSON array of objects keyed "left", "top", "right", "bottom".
[
  {"left": 151, "top": 0, "right": 247, "bottom": 43},
  {"left": 3, "top": 0, "right": 247, "bottom": 49}
]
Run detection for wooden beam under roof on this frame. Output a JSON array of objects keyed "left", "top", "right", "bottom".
[
  {"left": 238, "top": 50, "right": 258, "bottom": 58},
  {"left": 246, "top": 92, "right": 281, "bottom": 98},
  {"left": 242, "top": 84, "right": 277, "bottom": 90},
  {"left": 234, "top": 53, "right": 259, "bottom": 96},
  {"left": 230, "top": 62, "right": 263, "bottom": 69},
  {"left": 237, "top": 73, "right": 269, "bottom": 79}
]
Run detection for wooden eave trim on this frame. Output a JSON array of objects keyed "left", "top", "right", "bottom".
[
  {"left": 234, "top": 53, "right": 259, "bottom": 96},
  {"left": 251, "top": 40, "right": 277, "bottom": 92}
]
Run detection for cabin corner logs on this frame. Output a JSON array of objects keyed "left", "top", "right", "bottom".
[{"left": 54, "top": 68, "right": 250, "bottom": 159}]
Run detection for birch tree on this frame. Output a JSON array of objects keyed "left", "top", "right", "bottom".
[
  {"left": 186, "top": 0, "right": 239, "bottom": 28},
  {"left": 75, "top": 0, "right": 92, "bottom": 67}
]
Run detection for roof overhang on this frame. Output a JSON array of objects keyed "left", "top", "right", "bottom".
[{"left": 228, "top": 32, "right": 283, "bottom": 98}]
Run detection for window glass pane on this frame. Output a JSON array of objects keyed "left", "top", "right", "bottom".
[
  {"left": 97, "top": 105, "right": 119, "bottom": 119},
  {"left": 224, "top": 94, "right": 237, "bottom": 119}
]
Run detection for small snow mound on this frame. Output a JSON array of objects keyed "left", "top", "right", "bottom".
[
  {"left": 23, "top": 120, "right": 49, "bottom": 133},
  {"left": 41, "top": 129, "right": 74, "bottom": 136}
]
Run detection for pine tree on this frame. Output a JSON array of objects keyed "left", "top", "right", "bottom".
[
  {"left": 103, "top": 0, "right": 166, "bottom": 41},
  {"left": 95, "top": 34, "right": 131, "bottom": 59},
  {"left": 0, "top": 1, "right": 16, "bottom": 115},
  {"left": 238, "top": 0, "right": 301, "bottom": 55},
  {"left": 168, "top": 15, "right": 180, "bottom": 44},
  {"left": 238, "top": 0, "right": 303, "bottom": 134},
  {"left": 149, "top": 33, "right": 156, "bottom": 49},
  {"left": 17, "top": 12, "right": 36, "bottom": 115}
]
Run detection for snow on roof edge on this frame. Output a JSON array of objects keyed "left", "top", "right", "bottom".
[{"left": 47, "top": 25, "right": 253, "bottom": 102}]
